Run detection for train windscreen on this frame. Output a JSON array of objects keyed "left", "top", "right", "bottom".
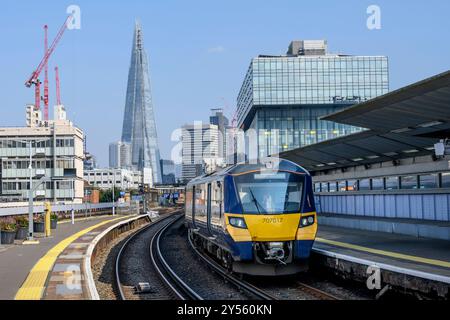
[{"left": 234, "top": 171, "right": 304, "bottom": 214}]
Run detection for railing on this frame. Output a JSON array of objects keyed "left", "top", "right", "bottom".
[{"left": 0, "top": 202, "right": 115, "bottom": 217}]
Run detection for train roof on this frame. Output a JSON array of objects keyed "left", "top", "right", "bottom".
[{"left": 186, "top": 157, "right": 310, "bottom": 186}]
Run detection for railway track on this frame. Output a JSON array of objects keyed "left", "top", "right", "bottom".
[
  {"left": 187, "top": 233, "right": 278, "bottom": 300},
  {"left": 115, "top": 210, "right": 339, "bottom": 300},
  {"left": 294, "top": 281, "right": 339, "bottom": 300},
  {"left": 115, "top": 212, "right": 202, "bottom": 300},
  {"left": 187, "top": 229, "right": 339, "bottom": 300}
]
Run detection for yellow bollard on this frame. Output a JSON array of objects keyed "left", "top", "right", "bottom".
[{"left": 44, "top": 202, "right": 51, "bottom": 237}]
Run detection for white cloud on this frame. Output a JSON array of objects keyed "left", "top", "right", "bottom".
[{"left": 207, "top": 46, "right": 225, "bottom": 53}]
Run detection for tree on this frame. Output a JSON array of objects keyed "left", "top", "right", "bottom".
[{"left": 99, "top": 188, "right": 124, "bottom": 203}]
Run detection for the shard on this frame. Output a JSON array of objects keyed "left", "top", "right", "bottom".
[{"left": 121, "top": 21, "right": 162, "bottom": 184}]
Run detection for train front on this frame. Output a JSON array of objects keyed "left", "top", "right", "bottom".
[{"left": 224, "top": 159, "right": 317, "bottom": 276}]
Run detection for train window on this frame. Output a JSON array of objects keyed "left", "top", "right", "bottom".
[
  {"left": 359, "top": 179, "right": 370, "bottom": 191},
  {"left": 419, "top": 174, "right": 438, "bottom": 189},
  {"left": 194, "top": 184, "right": 208, "bottom": 223},
  {"left": 442, "top": 173, "right": 450, "bottom": 188},
  {"left": 372, "top": 178, "right": 384, "bottom": 190},
  {"left": 185, "top": 187, "right": 193, "bottom": 218},
  {"left": 329, "top": 182, "right": 337, "bottom": 192},
  {"left": 234, "top": 172, "right": 304, "bottom": 214},
  {"left": 347, "top": 180, "right": 357, "bottom": 191},
  {"left": 210, "top": 180, "right": 223, "bottom": 226},
  {"left": 338, "top": 181, "right": 346, "bottom": 192},
  {"left": 400, "top": 175, "right": 418, "bottom": 189},
  {"left": 321, "top": 182, "right": 328, "bottom": 192}
]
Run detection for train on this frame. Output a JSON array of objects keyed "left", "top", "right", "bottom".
[{"left": 185, "top": 157, "right": 317, "bottom": 276}]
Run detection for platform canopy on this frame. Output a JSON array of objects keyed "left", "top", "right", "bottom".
[{"left": 280, "top": 70, "right": 450, "bottom": 172}]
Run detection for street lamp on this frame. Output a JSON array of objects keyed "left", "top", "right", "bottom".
[{"left": 112, "top": 169, "right": 116, "bottom": 216}]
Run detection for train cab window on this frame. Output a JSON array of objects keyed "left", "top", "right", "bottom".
[
  {"left": 386, "top": 176, "right": 399, "bottom": 190},
  {"left": 419, "top": 174, "right": 438, "bottom": 189},
  {"left": 234, "top": 171, "right": 304, "bottom": 214},
  {"left": 442, "top": 173, "right": 450, "bottom": 188}
]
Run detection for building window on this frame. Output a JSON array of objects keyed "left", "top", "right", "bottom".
[
  {"left": 419, "top": 174, "right": 438, "bottom": 189},
  {"left": 371, "top": 178, "right": 384, "bottom": 190},
  {"left": 329, "top": 182, "right": 337, "bottom": 192},
  {"left": 400, "top": 175, "right": 418, "bottom": 189},
  {"left": 386, "top": 176, "right": 399, "bottom": 190},
  {"left": 359, "top": 179, "right": 370, "bottom": 191},
  {"left": 314, "top": 183, "right": 321, "bottom": 192},
  {"left": 441, "top": 173, "right": 450, "bottom": 188},
  {"left": 347, "top": 180, "right": 357, "bottom": 191}
]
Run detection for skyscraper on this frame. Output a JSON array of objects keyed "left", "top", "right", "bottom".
[
  {"left": 181, "top": 123, "right": 219, "bottom": 183},
  {"left": 209, "top": 108, "right": 229, "bottom": 160},
  {"left": 121, "top": 21, "right": 162, "bottom": 184},
  {"left": 109, "top": 141, "right": 131, "bottom": 169}
]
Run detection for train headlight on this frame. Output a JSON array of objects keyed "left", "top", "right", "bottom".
[
  {"left": 299, "top": 215, "right": 315, "bottom": 228},
  {"left": 229, "top": 217, "right": 247, "bottom": 229}
]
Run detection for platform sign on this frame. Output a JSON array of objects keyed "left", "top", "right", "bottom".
[
  {"left": 173, "top": 192, "right": 179, "bottom": 199},
  {"left": 132, "top": 195, "right": 143, "bottom": 201}
]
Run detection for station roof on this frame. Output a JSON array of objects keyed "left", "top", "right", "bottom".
[{"left": 280, "top": 70, "right": 450, "bottom": 172}]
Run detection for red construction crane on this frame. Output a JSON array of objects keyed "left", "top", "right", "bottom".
[
  {"left": 43, "top": 25, "right": 49, "bottom": 120},
  {"left": 55, "top": 66, "right": 61, "bottom": 105},
  {"left": 25, "top": 15, "right": 72, "bottom": 115}
]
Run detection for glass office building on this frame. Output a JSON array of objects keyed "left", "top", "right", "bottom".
[{"left": 236, "top": 40, "right": 389, "bottom": 158}]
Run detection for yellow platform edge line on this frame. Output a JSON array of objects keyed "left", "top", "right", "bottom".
[
  {"left": 315, "top": 237, "right": 450, "bottom": 268},
  {"left": 14, "top": 216, "right": 126, "bottom": 300}
]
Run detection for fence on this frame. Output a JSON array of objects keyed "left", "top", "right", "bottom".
[{"left": 0, "top": 202, "right": 115, "bottom": 217}]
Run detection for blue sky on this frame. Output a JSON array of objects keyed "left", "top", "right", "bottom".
[{"left": 1, "top": 0, "right": 449, "bottom": 166}]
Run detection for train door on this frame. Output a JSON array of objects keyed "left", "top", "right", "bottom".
[
  {"left": 210, "top": 180, "right": 224, "bottom": 232},
  {"left": 192, "top": 185, "right": 197, "bottom": 229},
  {"left": 207, "top": 183, "right": 213, "bottom": 235}
]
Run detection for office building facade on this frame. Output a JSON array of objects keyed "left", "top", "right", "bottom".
[
  {"left": 0, "top": 106, "right": 84, "bottom": 205},
  {"left": 160, "top": 159, "right": 176, "bottom": 185},
  {"left": 109, "top": 141, "right": 131, "bottom": 169},
  {"left": 236, "top": 40, "right": 389, "bottom": 158},
  {"left": 181, "top": 123, "right": 219, "bottom": 182},
  {"left": 121, "top": 21, "right": 162, "bottom": 184},
  {"left": 84, "top": 168, "right": 141, "bottom": 191}
]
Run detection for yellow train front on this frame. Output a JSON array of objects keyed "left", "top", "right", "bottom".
[{"left": 185, "top": 158, "right": 317, "bottom": 276}]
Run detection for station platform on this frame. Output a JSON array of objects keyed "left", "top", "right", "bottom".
[
  {"left": 318, "top": 212, "right": 450, "bottom": 241},
  {"left": 0, "top": 214, "right": 130, "bottom": 300},
  {"left": 313, "top": 224, "right": 450, "bottom": 297}
]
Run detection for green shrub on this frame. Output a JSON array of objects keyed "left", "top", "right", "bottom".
[
  {"left": 15, "top": 216, "right": 29, "bottom": 228},
  {"left": 51, "top": 213, "right": 58, "bottom": 221},
  {"left": 0, "top": 217, "right": 17, "bottom": 232}
]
